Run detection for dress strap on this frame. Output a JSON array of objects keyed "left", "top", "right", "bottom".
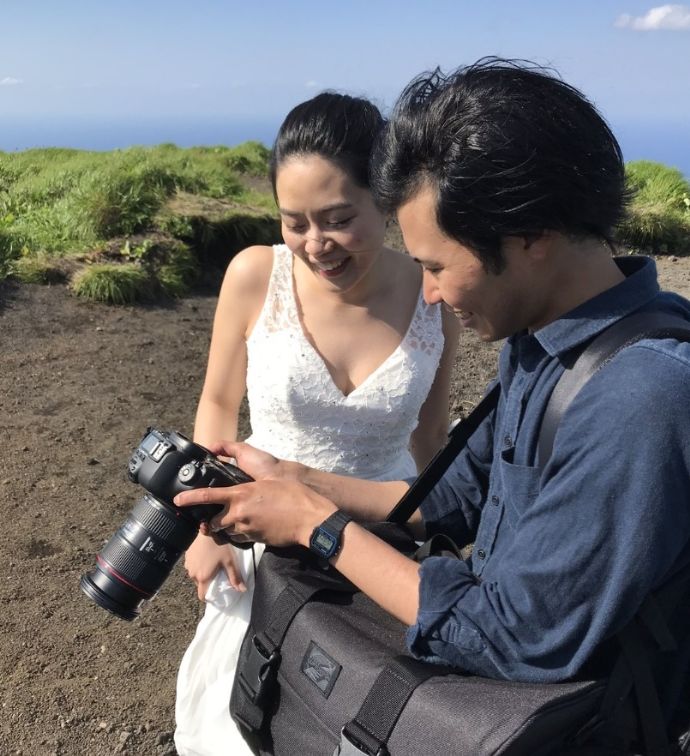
[
  {"left": 403, "top": 287, "right": 443, "bottom": 357},
  {"left": 249, "top": 245, "right": 299, "bottom": 340}
]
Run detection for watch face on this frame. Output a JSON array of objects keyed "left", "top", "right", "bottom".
[{"left": 312, "top": 530, "right": 336, "bottom": 554}]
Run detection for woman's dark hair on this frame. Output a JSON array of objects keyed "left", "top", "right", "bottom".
[
  {"left": 269, "top": 92, "right": 385, "bottom": 194},
  {"left": 371, "top": 57, "right": 630, "bottom": 273}
]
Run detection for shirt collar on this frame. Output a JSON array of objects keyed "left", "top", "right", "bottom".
[{"left": 530, "top": 256, "right": 660, "bottom": 357}]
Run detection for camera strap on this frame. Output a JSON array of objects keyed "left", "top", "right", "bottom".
[
  {"left": 387, "top": 309, "right": 690, "bottom": 526},
  {"left": 386, "top": 382, "right": 500, "bottom": 524}
]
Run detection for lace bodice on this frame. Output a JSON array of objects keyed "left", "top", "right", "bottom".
[
  {"left": 175, "top": 244, "right": 446, "bottom": 754},
  {"left": 245, "top": 245, "right": 444, "bottom": 481}
]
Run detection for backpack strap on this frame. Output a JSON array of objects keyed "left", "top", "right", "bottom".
[
  {"left": 538, "top": 310, "right": 690, "bottom": 465},
  {"left": 573, "top": 562, "right": 690, "bottom": 755},
  {"left": 535, "top": 310, "right": 690, "bottom": 753}
]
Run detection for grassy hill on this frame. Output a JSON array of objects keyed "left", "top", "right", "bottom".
[
  {"left": 0, "top": 141, "right": 279, "bottom": 302},
  {"left": 1, "top": 145, "right": 688, "bottom": 304}
]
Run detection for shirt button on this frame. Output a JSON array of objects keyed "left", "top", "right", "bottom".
[
  {"left": 491, "top": 495, "right": 499, "bottom": 506},
  {"left": 503, "top": 435, "right": 512, "bottom": 447},
  {"left": 476, "top": 549, "right": 486, "bottom": 560}
]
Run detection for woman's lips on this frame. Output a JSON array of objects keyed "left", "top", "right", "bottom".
[{"left": 314, "top": 257, "right": 350, "bottom": 278}]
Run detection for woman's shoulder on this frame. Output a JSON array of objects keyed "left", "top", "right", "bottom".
[
  {"left": 225, "top": 245, "right": 275, "bottom": 287},
  {"left": 381, "top": 245, "right": 419, "bottom": 269},
  {"left": 216, "top": 245, "right": 276, "bottom": 321},
  {"left": 380, "top": 246, "right": 422, "bottom": 288}
]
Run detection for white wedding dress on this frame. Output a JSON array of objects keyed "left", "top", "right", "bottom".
[{"left": 174, "top": 244, "right": 444, "bottom": 756}]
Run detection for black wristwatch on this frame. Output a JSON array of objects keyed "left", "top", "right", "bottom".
[{"left": 309, "top": 511, "right": 352, "bottom": 560}]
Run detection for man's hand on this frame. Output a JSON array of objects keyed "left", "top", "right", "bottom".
[
  {"left": 184, "top": 533, "right": 245, "bottom": 601},
  {"left": 177, "top": 480, "right": 423, "bottom": 628},
  {"left": 205, "top": 440, "right": 411, "bottom": 528},
  {"left": 175, "top": 479, "right": 335, "bottom": 549}
]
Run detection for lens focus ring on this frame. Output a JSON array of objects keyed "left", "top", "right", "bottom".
[
  {"left": 98, "top": 534, "right": 173, "bottom": 596},
  {"left": 131, "top": 495, "right": 197, "bottom": 551}
]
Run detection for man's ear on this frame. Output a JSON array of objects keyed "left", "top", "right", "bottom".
[{"left": 522, "top": 230, "right": 552, "bottom": 261}]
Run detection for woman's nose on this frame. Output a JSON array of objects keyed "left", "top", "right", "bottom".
[{"left": 304, "top": 235, "right": 329, "bottom": 256}]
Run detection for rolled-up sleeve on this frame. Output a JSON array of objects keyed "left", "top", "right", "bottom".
[{"left": 406, "top": 344, "right": 690, "bottom": 682}]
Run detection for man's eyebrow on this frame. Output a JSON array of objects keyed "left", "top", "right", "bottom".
[
  {"left": 411, "top": 256, "right": 436, "bottom": 265},
  {"left": 279, "top": 203, "right": 353, "bottom": 217}
]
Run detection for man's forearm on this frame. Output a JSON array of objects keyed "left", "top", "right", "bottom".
[
  {"left": 330, "top": 522, "right": 421, "bottom": 625},
  {"left": 293, "top": 463, "right": 416, "bottom": 524}
]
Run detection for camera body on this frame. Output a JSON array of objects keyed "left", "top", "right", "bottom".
[
  {"left": 80, "top": 428, "right": 253, "bottom": 621},
  {"left": 127, "top": 428, "right": 251, "bottom": 524}
]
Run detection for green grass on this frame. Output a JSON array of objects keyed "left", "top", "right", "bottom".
[
  {"left": 11, "top": 254, "right": 67, "bottom": 284},
  {"left": 0, "top": 213, "right": 17, "bottom": 278},
  {"left": 0, "top": 141, "right": 279, "bottom": 300},
  {"left": 5, "top": 145, "right": 687, "bottom": 300},
  {"left": 70, "top": 263, "right": 151, "bottom": 304},
  {"left": 619, "top": 161, "right": 690, "bottom": 254}
]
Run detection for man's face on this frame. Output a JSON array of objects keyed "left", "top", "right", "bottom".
[{"left": 397, "top": 185, "right": 546, "bottom": 342}]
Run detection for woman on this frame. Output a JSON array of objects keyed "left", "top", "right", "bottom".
[{"left": 174, "top": 92, "right": 458, "bottom": 755}]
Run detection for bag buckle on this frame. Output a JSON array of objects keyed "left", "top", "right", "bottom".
[
  {"left": 333, "top": 726, "right": 388, "bottom": 756},
  {"left": 238, "top": 633, "right": 280, "bottom": 706}
]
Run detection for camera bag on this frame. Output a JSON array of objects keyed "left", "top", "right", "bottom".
[{"left": 230, "top": 311, "right": 690, "bottom": 756}]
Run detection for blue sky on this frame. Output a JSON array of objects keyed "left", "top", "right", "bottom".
[{"left": 1, "top": 1, "right": 688, "bottom": 168}]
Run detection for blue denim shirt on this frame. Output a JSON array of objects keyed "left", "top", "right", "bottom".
[{"left": 407, "top": 257, "right": 690, "bottom": 682}]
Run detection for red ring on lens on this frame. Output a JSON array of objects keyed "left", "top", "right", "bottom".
[{"left": 96, "top": 555, "right": 153, "bottom": 597}]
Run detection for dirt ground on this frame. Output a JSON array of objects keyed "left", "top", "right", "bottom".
[{"left": 1, "top": 254, "right": 689, "bottom": 756}]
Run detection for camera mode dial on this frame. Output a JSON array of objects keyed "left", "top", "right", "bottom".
[{"left": 178, "top": 462, "right": 200, "bottom": 485}]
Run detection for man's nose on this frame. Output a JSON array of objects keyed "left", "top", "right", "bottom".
[{"left": 422, "top": 269, "right": 442, "bottom": 305}]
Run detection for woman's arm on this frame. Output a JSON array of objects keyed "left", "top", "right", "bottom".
[
  {"left": 184, "top": 246, "right": 273, "bottom": 598},
  {"left": 176, "top": 479, "right": 422, "bottom": 624},
  {"left": 193, "top": 245, "right": 272, "bottom": 447},
  {"left": 410, "top": 307, "right": 460, "bottom": 470},
  {"left": 200, "top": 439, "right": 423, "bottom": 534}
]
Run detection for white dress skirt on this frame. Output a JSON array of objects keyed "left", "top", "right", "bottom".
[{"left": 174, "top": 245, "right": 444, "bottom": 755}]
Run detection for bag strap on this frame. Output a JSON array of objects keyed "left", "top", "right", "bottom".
[
  {"left": 233, "top": 570, "right": 358, "bottom": 732},
  {"left": 387, "top": 382, "right": 500, "bottom": 524},
  {"left": 538, "top": 310, "right": 690, "bottom": 465},
  {"left": 335, "top": 656, "right": 451, "bottom": 756}
]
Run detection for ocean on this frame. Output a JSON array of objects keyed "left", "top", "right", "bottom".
[
  {"left": 0, "top": 115, "right": 281, "bottom": 153},
  {"left": 610, "top": 119, "right": 690, "bottom": 179},
  {"left": 1, "top": 115, "right": 688, "bottom": 179}
]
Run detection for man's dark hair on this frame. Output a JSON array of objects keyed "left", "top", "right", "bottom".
[
  {"left": 371, "top": 57, "right": 630, "bottom": 272},
  {"left": 270, "top": 92, "right": 384, "bottom": 194}
]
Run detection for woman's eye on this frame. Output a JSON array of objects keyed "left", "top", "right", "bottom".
[
  {"left": 327, "top": 217, "right": 354, "bottom": 229},
  {"left": 286, "top": 224, "right": 307, "bottom": 233}
]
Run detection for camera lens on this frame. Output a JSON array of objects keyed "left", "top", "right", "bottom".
[{"left": 80, "top": 494, "right": 199, "bottom": 621}]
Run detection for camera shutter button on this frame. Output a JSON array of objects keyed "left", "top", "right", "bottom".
[{"left": 178, "top": 463, "right": 199, "bottom": 484}]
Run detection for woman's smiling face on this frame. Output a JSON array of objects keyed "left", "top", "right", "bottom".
[{"left": 276, "top": 154, "right": 386, "bottom": 292}]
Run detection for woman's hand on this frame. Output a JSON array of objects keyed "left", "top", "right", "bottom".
[
  {"left": 176, "top": 479, "right": 335, "bottom": 549},
  {"left": 208, "top": 440, "right": 302, "bottom": 483},
  {"left": 183, "top": 532, "right": 246, "bottom": 601}
]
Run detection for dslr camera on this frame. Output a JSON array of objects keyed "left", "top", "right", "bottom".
[{"left": 80, "top": 428, "right": 253, "bottom": 621}]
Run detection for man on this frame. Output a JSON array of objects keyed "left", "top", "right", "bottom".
[{"left": 175, "top": 58, "right": 690, "bottom": 686}]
